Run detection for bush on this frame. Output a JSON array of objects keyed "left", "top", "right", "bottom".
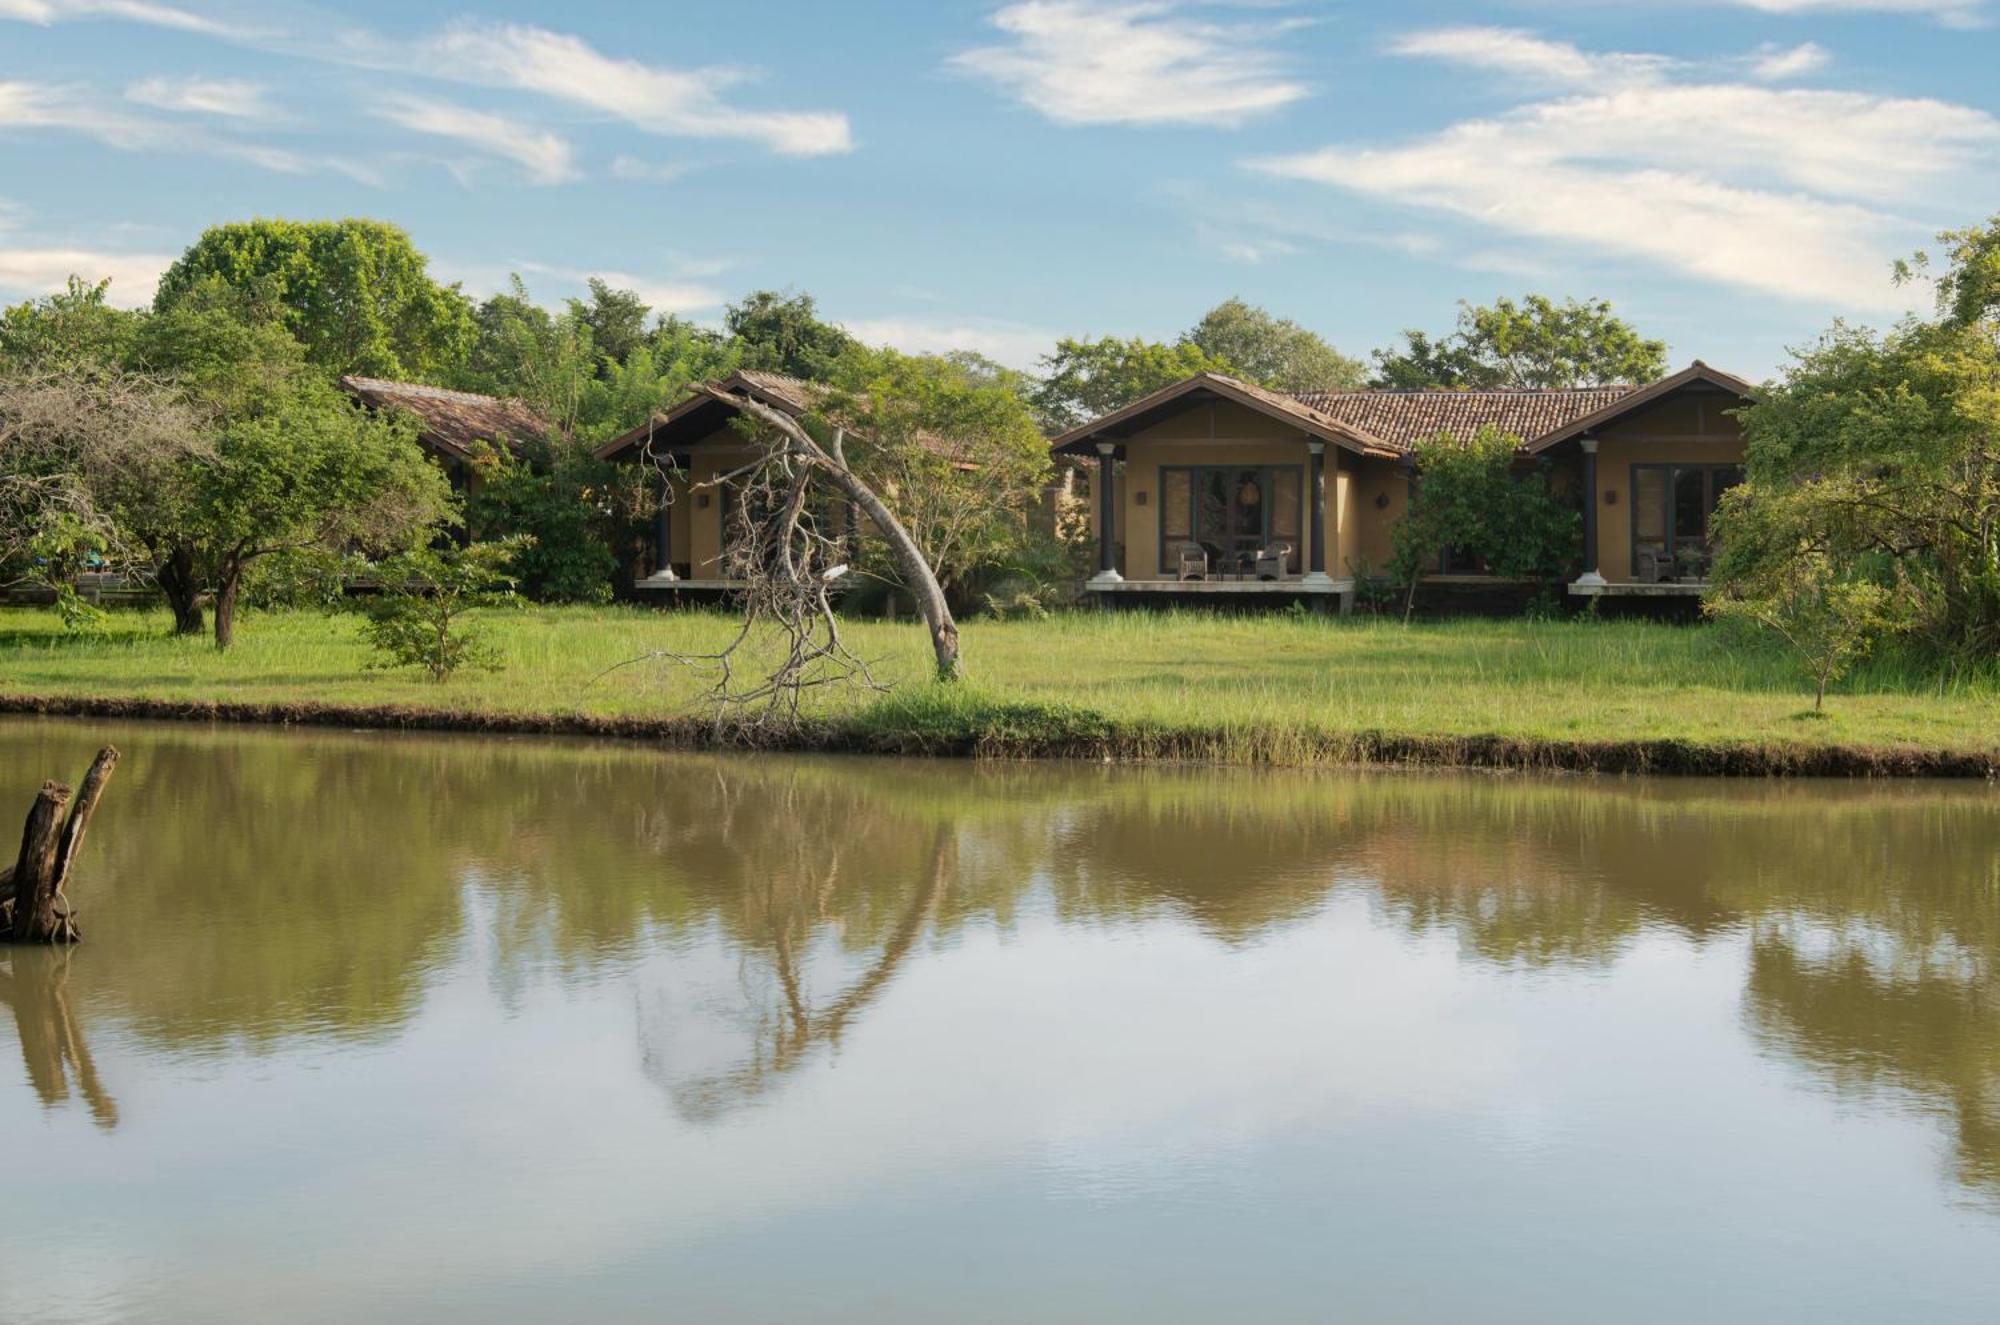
[{"left": 359, "top": 540, "right": 521, "bottom": 681}]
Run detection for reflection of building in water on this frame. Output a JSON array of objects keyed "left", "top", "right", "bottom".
[{"left": 0, "top": 950, "right": 116, "bottom": 1129}]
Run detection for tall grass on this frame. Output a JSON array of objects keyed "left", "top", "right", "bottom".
[{"left": 2, "top": 603, "right": 1996, "bottom": 758}]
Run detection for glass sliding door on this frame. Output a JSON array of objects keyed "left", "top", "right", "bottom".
[
  {"left": 1159, "top": 465, "right": 1304, "bottom": 577},
  {"left": 1630, "top": 463, "right": 1744, "bottom": 581}
]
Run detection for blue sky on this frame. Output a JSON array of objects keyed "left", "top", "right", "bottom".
[{"left": 0, "top": 0, "right": 1994, "bottom": 379}]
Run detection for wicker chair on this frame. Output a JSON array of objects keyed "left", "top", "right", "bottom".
[
  {"left": 1635, "top": 548, "right": 1665, "bottom": 583},
  {"left": 1254, "top": 542, "right": 1293, "bottom": 581},
  {"left": 1175, "top": 542, "right": 1209, "bottom": 581}
]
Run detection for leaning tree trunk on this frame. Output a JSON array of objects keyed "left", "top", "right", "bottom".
[
  {"left": 4, "top": 746, "right": 119, "bottom": 945},
  {"left": 693, "top": 385, "right": 961, "bottom": 681}
]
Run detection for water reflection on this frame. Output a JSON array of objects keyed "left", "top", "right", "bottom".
[
  {"left": 3, "top": 718, "right": 1998, "bottom": 1211},
  {"left": 0, "top": 949, "right": 116, "bottom": 1128}
]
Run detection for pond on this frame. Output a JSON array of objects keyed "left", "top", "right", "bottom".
[{"left": 3, "top": 717, "right": 1998, "bottom": 1322}]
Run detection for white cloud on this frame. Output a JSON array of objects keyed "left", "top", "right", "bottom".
[
  {"left": 1253, "top": 33, "right": 2000, "bottom": 311},
  {"left": 374, "top": 94, "right": 578, "bottom": 186},
  {"left": 1388, "top": 28, "right": 1673, "bottom": 88},
  {"left": 0, "top": 0, "right": 241, "bottom": 35},
  {"left": 951, "top": 1, "right": 1308, "bottom": 128},
  {"left": 610, "top": 155, "right": 687, "bottom": 183},
  {"left": 0, "top": 78, "right": 377, "bottom": 183},
  {"left": 841, "top": 315, "right": 1058, "bottom": 370},
  {"left": 125, "top": 76, "right": 274, "bottom": 118},
  {"left": 1749, "top": 41, "right": 1831, "bottom": 80},
  {"left": 414, "top": 20, "right": 851, "bottom": 156},
  {"left": 1726, "top": 0, "right": 1987, "bottom": 26},
  {"left": 0, "top": 245, "right": 170, "bottom": 305}
]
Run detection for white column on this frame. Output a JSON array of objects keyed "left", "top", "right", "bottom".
[{"left": 1573, "top": 437, "right": 1607, "bottom": 589}]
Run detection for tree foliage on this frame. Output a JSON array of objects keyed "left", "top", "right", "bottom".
[
  {"left": 1373, "top": 295, "right": 1667, "bottom": 390},
  {"left": 1714, "top": 315, "right": 2000, "bottom": 662},
  {"left": 725, "top": 290, "right": 859, "bottom": 381},
  {"left": 1388, "top": 427, "right": 1579, "bottom": 616},
  {"left": 1031, "top": 335, "right": 1233, "bottom": 432},
  {"left": 360, "top": 539, "right": 520, "bottom": 681},
  {"left": 1183, "top": 297, "right": 1364, "bottom": 393},
  {"left": 827, "top": 348, "right": 1053, "bottom": 593},
  {"left": 1705, "top": 489, "right": 1906, "bottom": 711},
  {"left": 153, "top": 218, "right": 475, "bottom": 380}
]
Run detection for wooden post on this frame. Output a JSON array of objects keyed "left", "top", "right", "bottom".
[{"left": 10, "top": 782, "right": 73, "bottom": 944}]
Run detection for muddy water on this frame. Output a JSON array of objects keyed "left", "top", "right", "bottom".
[{"left": 3, "top": 717, "right": 1997, "bottom": 1322}]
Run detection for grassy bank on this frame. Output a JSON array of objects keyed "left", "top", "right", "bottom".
[{"left": 1, "top": 605, "right": 1995, "bottom": 772}]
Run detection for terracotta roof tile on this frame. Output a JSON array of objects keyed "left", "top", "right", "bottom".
[
  {"left": 341, "top": 376, "right": 550, "bottom": 461},
  {"left": 1289, "top": 386, "right": 1637, "bottom": 453}
]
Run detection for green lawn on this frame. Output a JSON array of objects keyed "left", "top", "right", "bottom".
[{"left": 1, "top": 603, "right": 1994, "bottom": 762}]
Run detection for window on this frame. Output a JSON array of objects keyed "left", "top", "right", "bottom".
[
  {"left": 1159, "top": 466, "right": 1304, "bottom": 575},
  {"left": 1631, "top": 463, "right": 1742, "bottom": 581}
]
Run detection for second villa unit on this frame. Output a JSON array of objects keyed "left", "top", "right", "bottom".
[{"left": 1049, "top": 361, "right": 1758, "bottom": 609}]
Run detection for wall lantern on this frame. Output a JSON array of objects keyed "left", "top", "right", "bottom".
[
  {"left": 1374, "top": 492, "right": 1391, "bottom": 510},
  {"left": 1603, "top": 490, "right": 1617, "bottom": 506},
  {"left": 697, "top": 493, "right": 711, "bottom": 509},
  {"left": 1135, "top": 490, "right": 1148, "bottom": 507}
]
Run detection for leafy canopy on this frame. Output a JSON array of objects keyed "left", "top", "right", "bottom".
[
  {"left": 153, "top": 218, "right": 475, "bottom": 380},
  {"left": 1032, "top": 335, "right": 1233, "bottom": 432},
  {"left": 1373, "top": 295, "right": 1667, "bottom": 390},
  {"left": 1182, "top": 297, "right": 1365, "bottom": 393}
]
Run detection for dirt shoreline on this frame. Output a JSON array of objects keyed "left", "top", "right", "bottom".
[{"left": 2, "top": 691, "right": 1994, "bottom": 778}]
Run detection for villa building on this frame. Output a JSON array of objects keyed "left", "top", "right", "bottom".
[{"left": 1049, "top": 361, "right": 1758, "bottom": 609}]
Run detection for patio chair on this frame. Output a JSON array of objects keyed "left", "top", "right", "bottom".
[
  {"left": 1635, "top": 548, "right": 1665, "bottom": 583},
  {"left": 1254, "top": 542, "right": 1293, "bottom": 581},
  {"left": 1175, "top": 542, "right": 1209, "bottom": 581}
]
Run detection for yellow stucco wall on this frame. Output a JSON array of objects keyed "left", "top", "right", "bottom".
[{"left": 1588, "top": 395, "right": 1746, "bottom": 582}]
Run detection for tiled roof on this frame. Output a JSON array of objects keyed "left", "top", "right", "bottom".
[
  {"left": 340, "top": 376, "right": 550, "bottom": 461},
  {"left": 1289, "top": 386, "right": 1637, "bottom": 453}
]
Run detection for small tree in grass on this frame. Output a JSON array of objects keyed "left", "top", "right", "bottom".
[
  {"left": 1706, "top": 489, "right": 1907, "bottom": 713},
  {"left": 360, "top": 540, "right": 522, "bottom": 681}
]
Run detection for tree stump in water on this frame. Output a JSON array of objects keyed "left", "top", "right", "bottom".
[{"left": 2, "top": 746, "right": 119, "bottom": 945}]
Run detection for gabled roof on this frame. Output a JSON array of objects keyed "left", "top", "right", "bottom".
[
  {"left": 1293, "top": 385, "right": 1635, "bottom": 453},
  {"left": 594, "top": 369, "right": 972, "bottom": 468},
  {"left": 1046, "top": 361, "right": 1761, "bottom": 460},
  {"left": 1048, "top": 372, "right": 1397, "bottom": 457},
  {"left": 1522, "top": 361, "right": 1761, "bottom": 454},
  {"left": 594, "top": 370, "right": 809, "bottom": 463},
  {"left": 340, "top": 376, "right": 549, "bottom": 461}
]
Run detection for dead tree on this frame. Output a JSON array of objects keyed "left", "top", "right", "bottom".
[
  {"left": 692, "top": 384, "right": 961, "bottom": 682},
  {"left": 611, "top": 386, "right": 963, "bottom": 739},
  {"left": 3, "top": 746, "right": 119, "bottom": 944}
]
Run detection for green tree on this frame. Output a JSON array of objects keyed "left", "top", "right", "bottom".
[
  {"left": 1705, "top": 503, "right": 1903, "bottom": 712},
  {"left": 0, "top": 277, "right": 139, "bottom": 370},
  {"left": 360, "top": 539, "right": 520, "bottom": 681},
  {"left": 570, "top": 278, "right": 651, "bottom": 369},
  {"left": 1899, "top": 212, "right": 2000, "bottom": 329},
  {"left": 725, "top": 290, "right": 859, "bottom": 381},
  {"left": 153, "top": 219, "right": 475, "bottom": 380},
  {"left": 830, "top": 348, "right": 1053, "bottom": 593},
  {"left": 1031, "top": 335, "right": 1233, "bottom": 432},
  {"left": 1719, "top": 316, "right": 2000, "bottom": 661},
  {"left": 1182, "top": 297, "right": 1364, "bottom": 393},
  {"left": 1373, "top": 295, "right": 1667, "bottom": 390},
  {"left": 468, "top": 446, "right": 624, "bottom": 603},
  {"left": 1388, "top": 426, "right": 1579, "bottom": 618}
]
